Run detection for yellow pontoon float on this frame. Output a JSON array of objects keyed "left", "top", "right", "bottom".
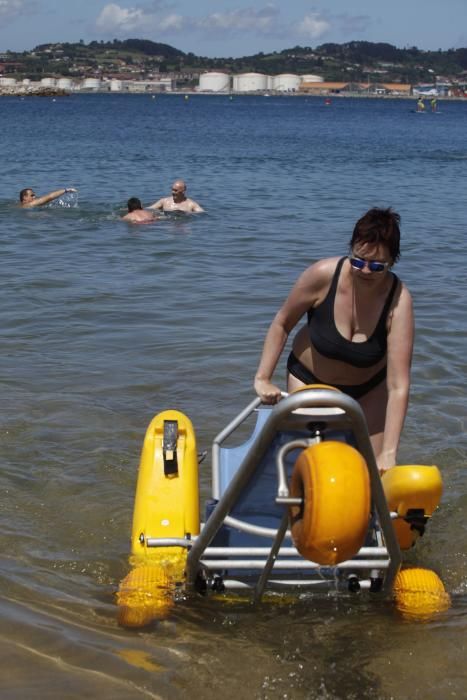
[{"left": 117, "top": 387, "right": 449, "bottom": 626}]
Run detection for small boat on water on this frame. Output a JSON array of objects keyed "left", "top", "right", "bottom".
[{"left": 117, "top": 386, "right": 449, "bottom": 627}]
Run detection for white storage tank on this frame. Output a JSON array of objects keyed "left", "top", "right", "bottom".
[
  {"left": 272, "top": 74, "right": 300, "bottom": 92},
  {"left": 234, "top": 72, "right": 268, "bottom": 92},
  {"left": 0, "top": 77, "right": 16, "bottom": 86},
  {"left": 300, "top": 74, "right": 324, "bottom": 84},
  {"left": 57, "top": 78, "right": 73, "bottom": 90},
  {"left": 199, "top": 72, "right": 231, "bottom": 93},
  {"left": 41, "top": 77, "right": 56, "bottom": 87},
  {"left": 82, "top": 78, "right": 101, "bottom": 90},
  {"left": 110, "top": 80, "right": 123, "bottom": 92}
]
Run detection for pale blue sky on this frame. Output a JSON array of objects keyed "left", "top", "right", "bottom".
[{"left": 1, "top": 1, "right": 466, "bottom": 57}]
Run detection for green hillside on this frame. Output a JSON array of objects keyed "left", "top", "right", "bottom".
[{"left": 1, "top": 39, "right": 467, "bottom": 84}]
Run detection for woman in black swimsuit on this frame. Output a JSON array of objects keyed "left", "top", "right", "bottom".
[{"left": 254, "top": 208, "right": 414, "bottom": 474}]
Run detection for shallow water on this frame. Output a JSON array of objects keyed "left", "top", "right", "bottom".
[{"left": 1, "top": 93, "right": 467, "bottom": 698}]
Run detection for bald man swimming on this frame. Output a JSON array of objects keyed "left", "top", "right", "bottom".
[{"left": 148, "top": 179, "right": 204, "bottom": 213}]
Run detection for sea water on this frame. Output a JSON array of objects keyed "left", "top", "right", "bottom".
[{"left": 0, "top": 93, "right": 467, "bottom": 698}]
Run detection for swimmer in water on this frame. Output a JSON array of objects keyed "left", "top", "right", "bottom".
[
  {"left": 19, "top": 187, "right": 77, "bottom": 208},
  {"left": 121, "top": 197, "right": 157, "bottom": 224},
  {"left": 148, "top": 179, "right": 204, "bottom": 213}
]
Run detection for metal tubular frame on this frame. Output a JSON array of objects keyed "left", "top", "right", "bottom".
[
  {"left": 253, "top": 511, "right": 289, "bottom": 603},
  {"left": 184, "top": 389, "right": 402, "bottom": 597}
]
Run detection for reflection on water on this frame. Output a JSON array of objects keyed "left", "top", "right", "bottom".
[{"left": 1, "top": 94, "right": 467, "bottom": 697}]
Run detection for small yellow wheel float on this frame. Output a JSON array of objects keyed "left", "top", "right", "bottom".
[
  {"left": 289, "top": 441, "right": 371, "bottom": 565},
  {"left": 393, "top": 567, "right": 451, "bottom": 620},
  {"left": 117, "top": 563, "right": 175, "bottom": 628}
]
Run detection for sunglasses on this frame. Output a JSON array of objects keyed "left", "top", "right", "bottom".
[{"left": 348, "top": 255, "right": 390, "bottom": 273}]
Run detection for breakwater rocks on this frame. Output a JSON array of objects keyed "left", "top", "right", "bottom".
[{"left": 0, "top": 86, "right": 69, "bottom": 97}]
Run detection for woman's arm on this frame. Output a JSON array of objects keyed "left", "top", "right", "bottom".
[
  {"left": 254, "top": 261, "right": 329, "bottom": 404},
  {"left": 377, "top": 284, "right": 414, "bottom": 472},
  {"left": 254, "top": 315, "right": 290, "bottom": 404}
]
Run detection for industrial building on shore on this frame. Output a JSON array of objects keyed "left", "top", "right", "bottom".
[
  {"left": 0, "top": 75, "right": 174, "bottom": 94},
  {"left": 196, "top": 71, "right": 460, "bottom": 97},
  {"left": 197, "top": 71, "right": 417, "bottom": 96},
  {"left": 0, "top": 72, "right": 460, "bottom": 98},
  {"left": 199, "top": 71, "right": 324, "bottom": 93}
]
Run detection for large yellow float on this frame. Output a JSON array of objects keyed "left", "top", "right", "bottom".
[
  {"left": 117, "top": 410, "right": 199, "bottom": 627},
  {"left": 117, "top": 387, "right": 449, "bottom": 626},
  {"left": 289, "top": 441, "right": 371, "bottom": 564}
]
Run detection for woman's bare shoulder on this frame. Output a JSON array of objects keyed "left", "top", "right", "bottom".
[
  {"left": 282, "top": 256, "right": 342, "bottom": 315},
  {"left": 393, "top": 278, "right": 413, "bottom": 312},
  {"left": 392, "top": 276, "right": 412, "bottom": 303},
  {"left": 299, "top": 256, "right": 342, "bottom": 286}
]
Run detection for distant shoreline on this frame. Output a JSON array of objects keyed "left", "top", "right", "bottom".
[{"left": 1, "top": 86, "right": 466, "bottom": 100}]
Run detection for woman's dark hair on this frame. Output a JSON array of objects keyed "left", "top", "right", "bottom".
[{"left": 350, "top": 207, "right": 401, "bottom": 262}]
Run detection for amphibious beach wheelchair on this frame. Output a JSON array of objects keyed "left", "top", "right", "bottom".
[{"left": 117, "top": 386, "right": 449, "bottom": 626}]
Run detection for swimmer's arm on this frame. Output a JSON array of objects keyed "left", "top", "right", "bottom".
[
  {"left": 25, "top": 188, "right": 76, "bottom": 207},
  {"left": 190, "top": 200, "right": 204, "bottom": 213},
  {"left": 254, "top": 263, "right": 323, "bottom": 403},
  {"left": 147, "top": 199, "right": 164, "bottom": 210},
  {"left": 378, "top": 286, "right": 414, "bottom": 472}
]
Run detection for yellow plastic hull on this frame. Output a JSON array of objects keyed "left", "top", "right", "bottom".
[
  {"left": 117, "top": 410, "right": 200, "bottom": 627},
  {"left": 131, "top": 409, "right": 200, "bottom": 556},
  {"left": 382, "top": 465, "right": 442, "bottom": 549}
]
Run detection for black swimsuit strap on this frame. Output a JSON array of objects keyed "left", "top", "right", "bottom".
[
  {"left": 330, "top": 256, "right": 347, "bottom": 298},
  {"left": 307, "top": 257, "right": 346, "bottom": 325},
  {"left": 374, "top": 272, "right": 399, "bottom": 334}
]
